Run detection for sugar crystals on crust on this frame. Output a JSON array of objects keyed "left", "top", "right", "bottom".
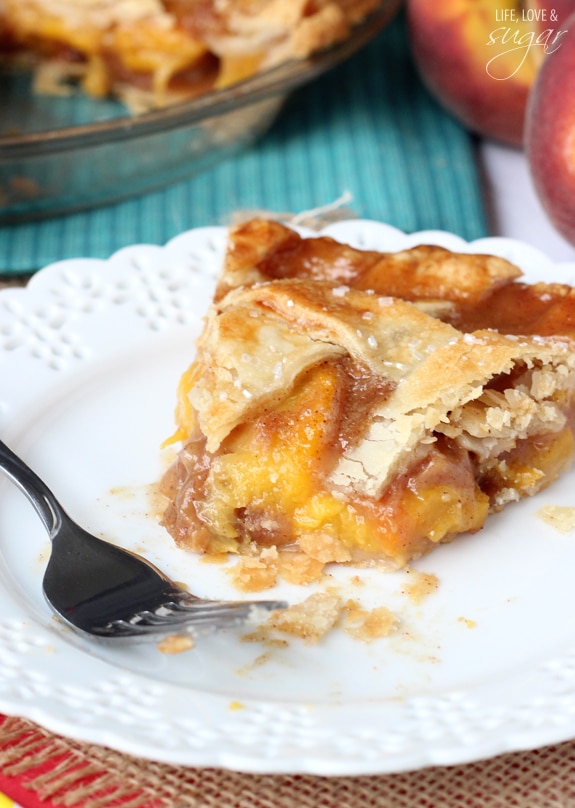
[{"left": 159, "top": 219, "right": 575, "bottom": 577}]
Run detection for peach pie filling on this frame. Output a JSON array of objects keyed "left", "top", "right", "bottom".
[
  {"left": 0, "top": 1, "right": 383, "bottom": 108},
  {"left": 158, "top": 221, "right": 575, "bottom": 572},
  {"left": 160, "top": 355, "right": 575, "bottom": 568}
]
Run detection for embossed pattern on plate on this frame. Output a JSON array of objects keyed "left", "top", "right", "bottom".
[{"left": 1, "top": 221, "right": 575, "bottom": 775}]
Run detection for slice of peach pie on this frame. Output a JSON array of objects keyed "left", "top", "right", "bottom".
[{"left": 159, "top": 219, "right": 575, "bottom": 571}]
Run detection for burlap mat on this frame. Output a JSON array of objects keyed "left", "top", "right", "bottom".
[{"left": 2, "top": 713, "right": 575, "bottom": 808}]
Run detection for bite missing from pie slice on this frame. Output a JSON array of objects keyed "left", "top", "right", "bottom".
[{"left": 159, "top": 220, "right": 575, "bottom": 571}]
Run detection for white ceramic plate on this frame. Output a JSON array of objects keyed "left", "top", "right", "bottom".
[{"left": 2, "top": 220, "right": 575, "bottom": 776}]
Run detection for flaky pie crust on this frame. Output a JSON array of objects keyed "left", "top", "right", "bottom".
[{"left": 159, "top": 219, "right": 575, "bottom": 577}]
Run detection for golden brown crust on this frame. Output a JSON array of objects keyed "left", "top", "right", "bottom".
[
  {"left": 358, "top": 245, "right": 522, "bottom": 301},
  {"left": 191, "top": 267, "right": 575, "bottom": 496},
  {"left": 191, "top": 279, "right": 464, "bottom": 451},
  {"left": 332, "top": 327, "right": 575, "bottom": 498},
  {"left": 220, "top": 219, "right": 523, "bottom": 303},
  {"left": 161, "top": 219, "right": 575, "bottom": 572}
]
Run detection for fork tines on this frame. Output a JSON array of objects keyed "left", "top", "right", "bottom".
[{"left": 94, "top": 597, "right": 287, "bottom": 638}]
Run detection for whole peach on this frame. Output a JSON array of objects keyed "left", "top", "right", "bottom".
[
  {"left": 526, "top": 11, "right": 575, "bottom": 245},
  {"left": 407, "top": 0, "right": 575, "bottom": 147}
]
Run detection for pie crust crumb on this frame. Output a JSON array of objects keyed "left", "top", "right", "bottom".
[
  {"left": 342, "top": 600, "right": 400, "bottom": 641},
  {"left": 156, "top": 634, "right": 195, "bottom": 654},
  {"left": 401, "top": 570, "right": 440, "bottom": 604},
  {"left": 537, "top": 505, "right": 575, "bottom": 533},
  {"left": 267, "top": 593, "right": 341, "bottom": 644},
  {"left": 229, "top": 549, "right": 279, "bottom": 592}
]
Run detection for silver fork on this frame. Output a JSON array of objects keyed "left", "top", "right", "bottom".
[{"left": 0, "top": 439, "right": 286, "bottom": 640}]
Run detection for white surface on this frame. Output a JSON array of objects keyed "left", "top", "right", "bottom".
[
  {"left": 480, "top": 139, "right": 575, "bottom": 262},
  {"left": 1, "top": 222, "right": 575, "bottom": 775}
]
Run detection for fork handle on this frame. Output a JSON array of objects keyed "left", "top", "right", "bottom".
[{"left": 0, "top": 439, "right": 62, "bottom": 536}]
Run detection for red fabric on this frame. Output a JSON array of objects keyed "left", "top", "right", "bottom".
[
  {"left": 0, "top": 714, "right": 68, "bottom": 807},
  {"left": 0, "top": 714, "right": 152, "bottom": 808},
  {"left": 0, "top": 767, "right": 59, "bottom": 808}
]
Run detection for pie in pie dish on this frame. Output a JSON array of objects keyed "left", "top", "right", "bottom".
[
  {"left": 0, "top": 0, "right": 383, "bottom": 110},
  {"left": 159, "top": 220, "right": 575, "bottom": 574}
]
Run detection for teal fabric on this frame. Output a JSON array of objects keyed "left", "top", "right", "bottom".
[{"left": 0, "top": 13, "right": 488, "bottom": 274}]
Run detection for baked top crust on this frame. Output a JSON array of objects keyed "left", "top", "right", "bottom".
[
  {"left": 192, "top": 281, "right": 459, "bottom": 451},
  {"left": 160, "top": 219, "right": 575, "bottom": 574},
  {"left": 215, "top": 218, "right": 523, "bottom": 302}
]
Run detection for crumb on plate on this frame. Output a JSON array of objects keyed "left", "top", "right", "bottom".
[
  {"left": 229, "top": 548, "right": 279, "bottom": 591},
  {"left": 537, "top": 505, "right": 575, "bottom": 533},
  {"left": 342, "top": 600, "right": 400, "bottom": 641},
  {"left": 457, "top": 617, "right": 477, "bottom": 629},
  {"left": 267, "top": 592, "right": 341, "bottom": 644},
  {"left": 157, "top": 634, "right": 195, "bottom": 654},
  {"left": 402, "top": 570, "right": 440, "bottom": 604}
]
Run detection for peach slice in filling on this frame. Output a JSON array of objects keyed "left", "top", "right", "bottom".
[{"left": 160, "top": 354, "right": 575, "bottom": 569}]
